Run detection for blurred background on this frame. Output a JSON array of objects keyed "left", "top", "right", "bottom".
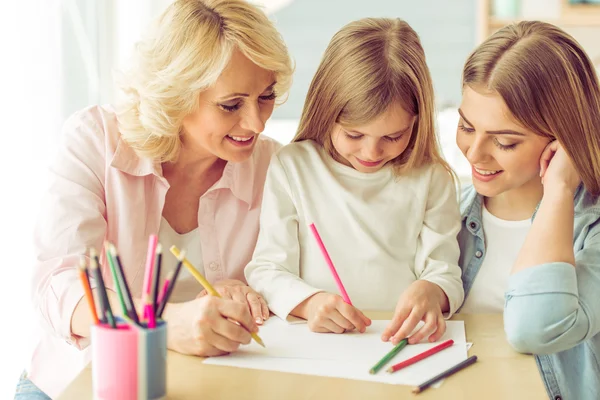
[{"left": 1, "top": 0, "right": 599, "bottom": 397}]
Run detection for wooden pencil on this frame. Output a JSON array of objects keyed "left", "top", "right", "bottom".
[
  {"left": 77, "top": 256, "right": 99, "bottom": 325},
  {"left": 412, "top": 355, "right": 478, "bottom": 394}
]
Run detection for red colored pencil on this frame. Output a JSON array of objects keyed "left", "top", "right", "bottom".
[{"left": 387, "top": 339, "right": 454, "bottom": 373}]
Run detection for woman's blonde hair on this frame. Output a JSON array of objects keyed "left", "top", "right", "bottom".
[
  {"left": 463, "top": 21, "right": 600, "bottom": 195},
  {"left": 117, "top": 0, "right": 293, "bottom": 162},
  {"left": 293, "top": 18, "right": 451, "bottom": 177}
]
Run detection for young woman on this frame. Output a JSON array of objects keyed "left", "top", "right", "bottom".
[{"left": 457, "top": 21, "right": 600, "bottom": 400}]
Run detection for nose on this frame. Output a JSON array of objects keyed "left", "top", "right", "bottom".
[
  {"left": 365, "top": 139, "right": 383, "bottom": 160},
  {"left": 465, "top": 134, "right": 489, "bottom": 165},
  {"left": 239, "top": 102, "right": 266, "bottom": 134}
]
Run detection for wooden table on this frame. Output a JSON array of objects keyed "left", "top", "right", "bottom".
[{"left": 58, "top": 312, "right": 547, "bottom": 399}]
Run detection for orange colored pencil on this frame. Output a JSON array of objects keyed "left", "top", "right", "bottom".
[{"left": 78, "top": 256, "right": 99, "bottom": 325}]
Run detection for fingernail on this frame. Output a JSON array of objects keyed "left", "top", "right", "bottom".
[{"left": 255, "top": 317, "right": 263, "bottom": 325}]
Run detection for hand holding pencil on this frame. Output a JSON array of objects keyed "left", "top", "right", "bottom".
[
  {"left": 293, "top": 292, "right": 371, "bottom": 334},
  {"left": 169, "top": 246, "right": 265, "bottom": 348}
]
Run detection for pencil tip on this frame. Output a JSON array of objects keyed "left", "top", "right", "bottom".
[
  {"left": 412, "top": 388, "right": 421, "bottom": 394},
  {"left": 369, "top": 369, "right": 375, "bottom": 375}
]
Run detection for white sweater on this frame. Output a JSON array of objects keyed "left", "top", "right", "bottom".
[{"left": 245, "top": 140, "right": 464, "bottom": 320}]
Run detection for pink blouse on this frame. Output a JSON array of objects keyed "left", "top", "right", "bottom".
[{"left": 28, "top": 105, "right": 281, "bottom": 398}]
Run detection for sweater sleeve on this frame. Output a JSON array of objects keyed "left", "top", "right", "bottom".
[
  {"left": 245, "top": 154, "right": 322, "bottom": 320},
  {"left": 413, "top": 166, "right": 464, "bottom": 316}
]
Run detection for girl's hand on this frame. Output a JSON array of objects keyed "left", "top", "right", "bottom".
[
  {"left": 539, "top": 140, "right": 581, "bottom": 195},
  {"left": 382, "top": 280, "right": 447, "bottom": 345},
  {"left": 198, "top": 279, "right": 270, "bottom": 325},
  {"left": 295, "top": 292, "right": 371, "bottom": 334},
  {"left": 165, "top": 296, "right": 258, "bottom": 357}
]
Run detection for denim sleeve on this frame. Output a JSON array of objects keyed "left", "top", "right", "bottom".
[{"left": 504, "top": 229, "right": 600, "bottom": 355}]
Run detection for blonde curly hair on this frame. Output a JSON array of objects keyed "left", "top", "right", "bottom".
[{"left": 116, "top": 0, "right": 293, "bottom": 162}]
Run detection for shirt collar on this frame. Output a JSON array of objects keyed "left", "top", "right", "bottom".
[
  {"left": 110, "top": 136, "right": 163, "bottom": 177},
  {"left": 209, "top": 155, "right": 256, "bottom": 208}
]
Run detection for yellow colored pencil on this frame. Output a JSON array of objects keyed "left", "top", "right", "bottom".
[{"left": 169, "top": 245, "right": 265, "bottom": 347}]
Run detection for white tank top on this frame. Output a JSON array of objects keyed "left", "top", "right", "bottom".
[{"left": 157, "top": 217, "right": 205, "bottom": 303}]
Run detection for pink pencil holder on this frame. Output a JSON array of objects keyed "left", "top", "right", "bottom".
[{"left": 91, "top": 319, "right": 167, "bottom": 400}]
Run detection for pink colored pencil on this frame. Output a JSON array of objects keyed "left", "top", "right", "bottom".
[
  {"left": 309, "top": 223, "right": 352, "bottom": 305},
  {"left": 142, "top": 235, "right": 158, "bottom": 320},
  {"left": 144, "top": 294, "right": 156, "bottom": 329},
  {"left": 387, "top": 339, "right": 455, "bottom": 373},
  {"left": 157, "top": 279, "right": 170, "bottom": 307}
]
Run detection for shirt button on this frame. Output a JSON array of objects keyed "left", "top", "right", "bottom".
[
  {"left": 209, "top": 262, "right": 219, "bottom": 271},
  {"left": 555, "top": 396, "right": 562, "bottom": 400},
  {"left": 469, "top": 222, "right": 477, "bottom": 229},
  {"left": 475, "top": 250, "right": 483, "bottom": 258}
]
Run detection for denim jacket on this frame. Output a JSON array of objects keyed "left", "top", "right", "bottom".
[{"left": 458, "top": 184, "right": 600, "bottom": 400}]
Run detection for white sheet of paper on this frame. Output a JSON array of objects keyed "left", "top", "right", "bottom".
[{"left": 204, "top": 318, "right": 468, "bottom": 386}]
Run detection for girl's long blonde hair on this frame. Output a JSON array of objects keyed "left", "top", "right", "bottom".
[
  {"left": 293, "top": 18, "right": 452, "bottom": 177},
  {"left": 117, "top": 0, "right": 293, "bottom": 162},
  {"left": 463, "top": 21, "right": 600, "bottom": 195}
]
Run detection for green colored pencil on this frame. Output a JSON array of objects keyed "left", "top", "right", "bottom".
[
  {"left": 369, "top": 339, "right": 408, "bottom": 374},
  {"left": 105, "top": 242, "right": 127, "bottom": 316}
]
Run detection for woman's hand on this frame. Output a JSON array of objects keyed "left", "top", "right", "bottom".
[
  {"left": 164, "top": 296, "right": 258, "bottom": 357},
  {"left": 539, "top": 140, "right": 581, "bottom": 196},
  {"left": 382, "top": 280, "right": 448, "bottom": 345},
  {"left": 198, "top": 279, "right": 270, "bottom": 324},
  {"left": 293, "top": 292, "right": 371, "bottom": 334}
]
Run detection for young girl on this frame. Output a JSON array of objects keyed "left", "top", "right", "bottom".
[
  {"left": 245, "top": 18, "right": 464, "bottom": 345},
  {"left": 456, "top": 22, "right": 600, "bottom": 399}
]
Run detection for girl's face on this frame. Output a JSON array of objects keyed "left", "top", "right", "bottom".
[
  {"left": 456, "top": 86, "right": 551, "bottom": 198},
  {"left": 332, "top": 102, "right": 415, "bottom": 173}
]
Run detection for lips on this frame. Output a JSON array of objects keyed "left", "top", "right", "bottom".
[
  {"left": 225, "top": 134, "right": 255, "bottom": 147},
  {"left": 472, "top": 165, "right": 503, "bottom": 182},
  {"left": 356, "top": 158, "right": 383, "bottom": 167}
]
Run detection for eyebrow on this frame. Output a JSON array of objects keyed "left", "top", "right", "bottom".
[
  {"left": 458, "top": 108, "right": 526, "bottom": 137},
  {"left": 348, "top": 126, "right": 411, "bottom": 137},
  {"left": 218, "top": 81, "right": 277, "bottom": 101}
]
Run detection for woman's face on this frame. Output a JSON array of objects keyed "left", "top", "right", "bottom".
[
  {"left": 331, "top": 102, "right": 415, "bottom": 173},
  {"left": 181, "top": 49, "right": 277, "bottom": 163},
  {"left": 456, "top": 86, "right": 551, "bottom": 198}
]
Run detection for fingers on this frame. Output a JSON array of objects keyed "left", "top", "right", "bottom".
[
  {"left": 391, "top": 309, "right": 423, "bottom": 344},
  {"left": 259, "top": 296, "right": 270, "bottom": 320},
  {"left": 382, "top": 306, "right": 410, "bottom": 342},
  {"left": 246, "top": 291, "right": 265, "bottom": 325},
  {"left": 217, "top": 286, "right": 233, "bottom": 300},
  {"left": 202, "top": 323, "right": 247, "bottom": 353},
  {"left": 337, "top": 303, "right": 368, "bottom": 333},
  {"left": 407, "top": 312, "right": 437, "bottom": 344},
  {"left": 328, "top": 309, "right": 357, "bottom": 332},
  {"left": 217, "top": 298, "right": 258, "bottom": 334},
  {"left": 539, "top": 140, "right": 558, "bottom": 178},
  {"left": 429, "top": 314, "right": 446, "bottom": 343}
]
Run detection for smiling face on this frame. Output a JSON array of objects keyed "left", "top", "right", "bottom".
[
  {"left": 331, "top": 102, "right": 415, "bottom": 173},
  {"left": 181, "top": 49, "right": 277, "bottom": 163},
  {"left": 456, "top": 86, "right": 551, "bottom": 199}
]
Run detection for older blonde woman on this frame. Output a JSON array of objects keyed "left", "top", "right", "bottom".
[{"left": 17, "top": 0, "right": 293, "bottom": 398}]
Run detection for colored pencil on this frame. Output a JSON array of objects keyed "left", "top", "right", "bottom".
[
  {"left": 369, "top": 339, "right": 408, "bottom": 374},
  {"left": 108, "top": 244, "right": 140, "bottom": 325},
  {"left": 412, "top": 355, "right": 478, "bottom": 394},
  {"left": 104, "top": 242, "right": 127, "bottom": 316},
  {"left": 145, "top": 293, "right": 156, "bottom": 329},
  {"left": 387, "top": 339, "right": 454, "bottom": 373},
  {"left": 152, "top": 244, "right": 162, "bottom": 317},
  {"left": 308, "top": 223, "right": 352, "bottom": 305},
  {"left": 78, "top": 256, "right": 99, "bottom": 325},
  {"left": 141, "top": 235, "right": 158, "bottom": 320},
  {"left": 89, "top": 248, "right": 116, "bottom": 328},
  {"left": 156, "top": 250, "right": 185, "bottom": 318},
  {"left": 169, "top": 245, "right": 265, "bottom": 347}
]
